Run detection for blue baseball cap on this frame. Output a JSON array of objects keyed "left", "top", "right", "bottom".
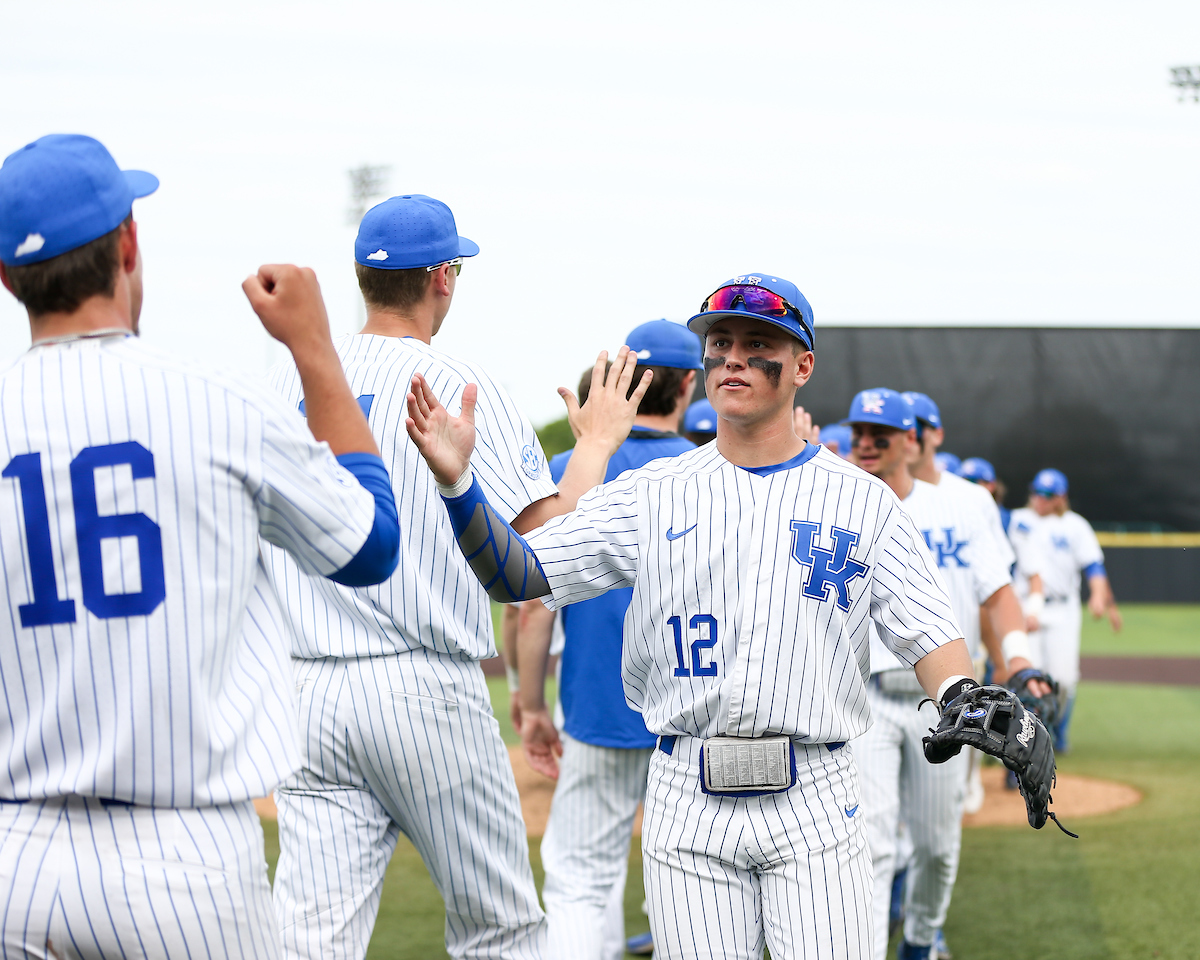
[
  {"left": 935, "top": 452, "right": 962, "bottom": 475},
  {"left": 901, "top": 392, "right": 942, "bottom": 429},
  {"left": 684, "top": 398, "right": 717, "bottom": 433},
  {"left": 959, "top": 457, "right": 996, "bottom": 484},
  {"left": 626, "top": 319, "right": 703, "bottom": 370},
  {"left": 355, "top": 194, "right": 479, "bottom": 270},
  {"left": 0, "top": 134, "right": 158, "bottom": 267},
  {"left": 846, "top": 388, "right": 916, "bottom": 431},
  {"left": 819, "top": 423, "right": 853, "bottom": 458},
  {"left": 687, "top": 273, "right": 815, "bottom": 352},
  {"left": 1031, "top": 468, "right": 1068, "bottom": 497}
]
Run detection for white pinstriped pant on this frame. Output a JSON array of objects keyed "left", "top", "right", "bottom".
[
  {"left": 0, "top": 796, "right": 278, "bottom": 959},
  {"left": 641, "top": 737, "right": 873, "bottom": 960},
  {"left": 540, "top": 733, "right": 653, "bottom": 960},
  {"left": 855, "top": 682, "right": 967, "bottom": 957},
  {"left": 272, "top": 653, "right": 545, "bottom": 960}
]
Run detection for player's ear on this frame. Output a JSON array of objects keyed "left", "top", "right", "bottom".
[
  {"left": 679, "top": 369, "right": 696, "bottom": 399},
  {"left": 0, "top": 262, "right": 13, "bottom": 296},
  {"left": 792, "top": 349, "right": 814, "bottom": 389},
  {"left": 117, "top": 218, "right": 139, "bottom": 276}
]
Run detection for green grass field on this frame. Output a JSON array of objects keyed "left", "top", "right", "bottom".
[{"left": 261, "top": 604, "right": 1200, "bottom": 959}]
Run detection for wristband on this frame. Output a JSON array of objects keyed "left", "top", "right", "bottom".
[
  {"left": 436, "top": 467, "right": 475, "bottom": 499},
  {"left": 1001, "top": 629, "right": 1032, "bottom": 664},
  {"left": 505, "top": 664, "right": 520, "bottom": 694},
  {"left": 936, "top": 675, "right": 979, "bottom": 706},
  {"left": 1024, "top": 592, "right": 1045, "bottom": 618}
]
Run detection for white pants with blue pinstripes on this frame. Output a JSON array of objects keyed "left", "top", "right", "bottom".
[
  {"left": 641, "top": 737, "right": 873, "bottom": 960},
  {"left": 272, "top": 653, "right": 546, "bottom": 960},
  {"left": 0, "top": 796, "right": 278, "bottom": 959},
  {"left": 855, "top": 683, "right": 967, "bottom": 957},
  {"left": 540, "top": 733, "right": 653, "bottom": 960}
]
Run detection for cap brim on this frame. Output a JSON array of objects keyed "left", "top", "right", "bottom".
[
  {"left": 123, "top": 169, "right": 159, "bottom": 199},
  {"left": 457, "top": 235, "right": 480, "bottom": 258},
  {"left": 686, "top": 310, "right": 813, "bottom": 351},
  {"left": 846, "top": 413, "right": 913, "bottom": 431}
]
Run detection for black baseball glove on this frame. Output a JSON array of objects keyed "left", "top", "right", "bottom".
[
  {"left": 923, "top": 684, "right": 1077, "bottom": 837},
  {"left": 1005, "top": 667, "right": 1060, "bottom": 728}
]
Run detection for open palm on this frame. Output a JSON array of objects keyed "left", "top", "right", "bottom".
[{"left": 406, "top": 373, "right": 478, "bottom": 486}]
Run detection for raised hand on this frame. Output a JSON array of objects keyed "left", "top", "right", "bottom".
[
  {"left": 559, "top": 346, "right": 653, "bottom": 456},
  {"left": 405, "top": 373, "right": 477, "bottom": 486},
  {"left": 793, "top": 405, "right": 820, "bottom": 444},
  {"left": 242, "top": 264, "right": 332, "bottom": 354}
]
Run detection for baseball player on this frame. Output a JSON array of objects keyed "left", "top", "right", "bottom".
[
  {"left": 0, "top": 135, "right": 400, "bottom": 957},
  {"left": 406, "top": 272, "right": 989, "bottom": 959},
  {"left": 1010, "top": 469, "right": 1121, "bottom": 752},
  {"left": 933, "top": 452, "right": 961, "bottom": 475},
  {"left": 846, "top": 389, "right": 1040, "bottom": 960},
  {"left": 262, "top": 194, "right": 651, "bottom": 960},
  {"left": 516, "top": 320, "right": 700, "bottom": 960},
  {"left": 819, "top": 423, "right": 853, "bottom": 459},
  {"left": 959, "top": 457, "right": 1047, "bottom": 634},
  {"left": 683, "top": 397, "right": 717, "bottom": 446}
]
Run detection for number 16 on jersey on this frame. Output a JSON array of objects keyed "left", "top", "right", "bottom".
[{"left": 4, "top": 441, "right": 166, "bottom": 627}]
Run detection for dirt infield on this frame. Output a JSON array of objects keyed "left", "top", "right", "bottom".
[{"left": 1080, "top": 656, "right": 1200, "bottom": 685}]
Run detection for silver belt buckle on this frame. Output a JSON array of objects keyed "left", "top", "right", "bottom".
[{"left": 700, "top": 735, "right": 795, "bottom": 796}]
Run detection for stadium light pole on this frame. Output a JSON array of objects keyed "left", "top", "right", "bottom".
[
  {"left": 1169, "top": 66, "right": 1200, "bottom": 102},
  {"left": 347, "top": 164, "right": 392, "bottom": 334}
]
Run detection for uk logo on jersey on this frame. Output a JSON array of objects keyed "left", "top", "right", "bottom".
[
  {"left": 922, "top": 528, "right": 969, "bottom": 568},
  {"left": 788, "top": 521, "right": 869, "bottom": 611}
]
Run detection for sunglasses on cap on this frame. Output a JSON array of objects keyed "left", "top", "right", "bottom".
[
  {"left": 701, "top": 284, "right": 814, "bottom": 345},
  {"left": 425, "top": 257, "right": 463, "bottom": 276}
]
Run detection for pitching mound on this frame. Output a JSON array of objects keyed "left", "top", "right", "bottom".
[{"left": 962, "top": 765, "right": 1141, "bottom": 828}]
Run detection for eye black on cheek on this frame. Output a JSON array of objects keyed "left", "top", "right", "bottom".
[{"left": 703, "top": 355, "right": 726, "bottom": 374}]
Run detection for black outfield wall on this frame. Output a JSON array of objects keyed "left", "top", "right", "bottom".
[{"left": 797, "top": 327, "right": 1200, "bottom": 532}]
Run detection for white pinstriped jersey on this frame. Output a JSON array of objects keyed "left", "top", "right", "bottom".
[
  {"left": 528, "top": 442, "right": 964, "bottom": 745},
  {"left": 0, "top": 335, "right": 377, "bottom": 806},
  {"left": 869, "top": 477, "right": 1012, "bottom": 672},
  {"left": 941, "top": 470, "right": 1016, "bottom": 571},
  {"left": 1008, "top": 508, "right": 1103, "bottom": 602},
  {"left": 264, "top": 334, "right": 557, "bottom": 660}
]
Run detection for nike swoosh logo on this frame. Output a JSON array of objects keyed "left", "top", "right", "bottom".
[
  {"left": 844, "top": 804, "right": 859, "bottom": 818},
  {"left": 666, "top": 524, "right": 697, "bottom": 542}
]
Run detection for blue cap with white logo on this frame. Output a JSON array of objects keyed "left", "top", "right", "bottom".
[
  {"left": 1031, "top": 468, "right": 1068, "bottom": 497},
  {"left": 846, "top": 388, "right": 916, "bottom": 431},
  {"left": 959, "top": 457, "right": 996, "bottom": 484},
  {"left": 626, "top": 319, "right": 703, "bottom": 370},
  {"left": 935, "top": 452, "right": 962, "bottom": 475},
  {"left": 355, "top": 194, "right": 479, "bottom": 270},
  {"left": 819, "top": 423, "right": 853, "bottom": 458},
  {"left": 686, "top": 273, "right": 815, "bottom": 352},
  {"left": 901, "top": 392, "right": 942, "bottom": 429},
  {"left": 684, "top": 398, "right": 717, "bottom": 433},
  {"left": 0, "top": 134, "right": 159, "bottom": 267}
]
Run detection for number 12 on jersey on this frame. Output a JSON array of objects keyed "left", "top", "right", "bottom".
[
  {"left": 669, "top": 613, "right": 719, "bottom": 678},
  {"left": 3, "top": 441, "right": 166, "bottom": 627}
]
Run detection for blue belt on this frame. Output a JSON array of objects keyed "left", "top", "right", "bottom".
[{"left": 657, "top": 735, "right": 844, "bottom": 756}]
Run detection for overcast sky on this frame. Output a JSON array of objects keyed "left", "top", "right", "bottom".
[{"left": 3, "top": 1, "right": 1198, "bottom": 423}]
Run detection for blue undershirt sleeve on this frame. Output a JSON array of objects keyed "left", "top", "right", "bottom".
[
  {"left": 441, "top": 475, "right": 551, "bottom": 602},
  {"left": 328, "top": 453, "right": 400, "bottom": 586},
  {"left": 1083, "top": 561, "right": 1106, "bottom": 580}
]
